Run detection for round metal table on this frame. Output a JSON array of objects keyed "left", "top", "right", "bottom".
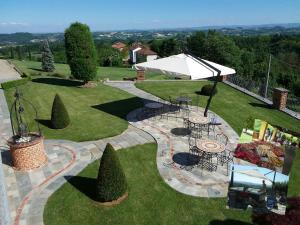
[
  {"left": 176, "top": 97, "right": 192, "bottom": 104},
  {"left": 196, "top": 139, "right": 225, "bottom": 153},
  {"left": 188, "top": 114, "right": 209, "bottom": 125},
  {"left": 196, "top": 138, "right": 225, "bottom": 171}
]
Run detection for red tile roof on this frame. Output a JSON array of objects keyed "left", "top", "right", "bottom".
[
  {"left": 112, "top": 42, "right": 126, "bottom": 49},
  {"left": 137, "top": 47, "right": 157, "bottom": 56}
]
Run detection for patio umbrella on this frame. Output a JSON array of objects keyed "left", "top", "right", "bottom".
[
  {"left": 134, "top": 53, "right": 236, "bottom": 116},
  {"left": 134, "top": 53, "right": 236, "bottom": 80},
  {"left": 235, "top": 169, "right": 273, "bottom": 186}
]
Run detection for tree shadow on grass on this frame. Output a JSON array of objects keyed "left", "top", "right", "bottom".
[
  {"left": 65, "top": 175, "right": 97, "bottom": 201},
  {"left": 249, "top": 102, "right": 272, "bottom": 109},
  {"left": 32, "top": 77, "right": 84, "bottom": 87},
  {"left": 209, "top": 219, "right": 252, "bottom": 225},
  {"left": 92, "top": 97, "right": 143, "bottom": 121}
]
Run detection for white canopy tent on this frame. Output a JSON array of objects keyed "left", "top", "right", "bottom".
[{"left": 134, "top": 53, "right": 236, "bottom": 80}]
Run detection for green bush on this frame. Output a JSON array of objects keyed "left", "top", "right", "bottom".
[
  {"left": 64, "top": 22, "right": 97, "bottom": 83},
  {"left": 51, "top": 94, "right": 70, "bottom": 129},
  {"left": 96, "top": 143, "right": 127, "bottom": 202},
  {"left": 200, "top": 84, "right": 218, "bottom": 96},
  {"left": 1, "top": 78, "right": 30, "bottom": 89}
]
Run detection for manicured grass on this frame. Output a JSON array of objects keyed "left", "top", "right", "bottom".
[
  {"left": 4, "top": 77, "right": 142, "bottom": 141},
  {"left": 136, "top": 81, "right": 300, "bottom": 134},
  {"left": 288, "top": 151, "right": 300, "bottom": 196},
  {"left": 44, "top": 143, "right": 252, "bottom": 225},
  {"left": 10, "top": 60, "right": 168, "bottom": 80}
]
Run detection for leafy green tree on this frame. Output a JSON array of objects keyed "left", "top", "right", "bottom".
[
  {"left": 10, "top": 47, "right": 14, "bottom": 59},
  {"left": 159, "top": 38, "right": 180, "bottom": 57},
  {"left": 51, "top": 94, "right": 70, "bottom": 129},
  {"left": 96, "top": 43, "right": 122, "bottom": 67},
  {"left": 240, "top": 50, "right": 255, "bottom": 79},
  {"left": 64, "top": 22, "right": 97, "bottom": 83},
  {"left": 41, "top": 40, "right": 55, "bottom": 72},
  {"left": 187, "top": 31, "right": 206, "bottom": 57},
  {"left": 96, "top": 143, "right": 127, "bottom": 202}
]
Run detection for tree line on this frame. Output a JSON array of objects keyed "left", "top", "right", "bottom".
[{"left": 1, "top": 26, "right": 299, "bottom": 96}]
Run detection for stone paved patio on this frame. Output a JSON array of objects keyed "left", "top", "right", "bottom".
[{"left": 127, "top": 106, "right": 251, "bottom": 197}]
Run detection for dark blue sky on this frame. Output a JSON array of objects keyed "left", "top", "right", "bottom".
[{"left": 1, "top": 0, "right": 299, "bottom": 33}]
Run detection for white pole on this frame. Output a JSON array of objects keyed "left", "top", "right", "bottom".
[{"left": 265, "top": 54, "right": 272, "bottom": 98}]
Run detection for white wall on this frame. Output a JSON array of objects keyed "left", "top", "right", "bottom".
[{"left": 147, "top": 55, "right": 158, "bottom": 62}]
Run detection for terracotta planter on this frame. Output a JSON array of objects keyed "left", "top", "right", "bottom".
[{"left": 7, "top": 133, "right": 47, "bottom": 171}]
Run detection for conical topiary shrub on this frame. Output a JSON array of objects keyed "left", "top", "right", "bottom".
[
  {"left": 96, "top": 143, "right": 127, "bottom": 203},
  {"left": 51, "top": 94, "right": 70, "bottom": 129}
]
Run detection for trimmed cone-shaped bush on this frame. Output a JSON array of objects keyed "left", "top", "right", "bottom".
[
  {"left": 96, "top": 143, "right": 127, "bottom": 202},
  {"left": 51, "top": 94, "right": 70, "bottom": 129}
]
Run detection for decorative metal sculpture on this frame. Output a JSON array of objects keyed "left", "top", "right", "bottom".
[{"left": 9, "top": 88, "right": 41, "bottom": 143}]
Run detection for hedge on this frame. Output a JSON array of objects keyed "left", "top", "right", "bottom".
[
  {"left": 1, "top": 77, "right": 30, "bottom": 90},
  {"left": 200, "top": 84, "right": 218, "bottom": 96}
]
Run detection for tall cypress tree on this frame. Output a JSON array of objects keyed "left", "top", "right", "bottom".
[
  {"left": 27, "top": 46, "right": 32, "bottom": 61},
  {"left": 64, "top": 22, "right": 97, "bottom": 83},
  {"left": 16, "top": 46, "right": 22, "bottom": 60},
  {"left": 10, "top": 47, "right": 14, "bottom": 59},
  {"left": 41, "top": 40, "right": 55, "bottom": 72}
]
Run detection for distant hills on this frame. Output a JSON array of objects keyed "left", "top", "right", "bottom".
[{"left": 1, "top": 23, "right": 300, "bottom": 46}]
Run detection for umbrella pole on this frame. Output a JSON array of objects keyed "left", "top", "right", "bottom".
[
  {"left": 204, "top": 73, "right": 220, "bottom": 117},
  {"left": 184, "top": 51, "right": 222, "bottom": 117}
]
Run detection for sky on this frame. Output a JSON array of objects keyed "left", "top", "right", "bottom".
[{"left": 0, "top": 0, "right": 300, "bottom": 33}]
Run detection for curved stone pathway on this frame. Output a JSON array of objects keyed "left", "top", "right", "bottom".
[
  {"left": 0, "top": 60, "right": 21, "bottom": 83},
  {"left": 0, "top": 125, "right": 154, "bottom": 225}
]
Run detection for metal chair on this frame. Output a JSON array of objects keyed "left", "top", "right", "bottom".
[
  {"left": 215, "top": 133, "right": 233, "bottom": 175},
  {"left": 166, "top": 96, "right": 180, "bottom": 120},
  {"left": 217, "top": 150, "right": 234, "bottom": 175},
  {"left": 215, "top": 133, "right": 229, "bottom": 146},
  {"left": 208, "top": 111, "right": 217, "bottom": 134}
]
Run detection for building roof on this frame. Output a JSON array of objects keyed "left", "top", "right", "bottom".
[
  {"left": 112, "top": 42, "right": 126, "bottom": 49},
  {"left": 136, "top": 47, "right": 157, "bottom": 56}
]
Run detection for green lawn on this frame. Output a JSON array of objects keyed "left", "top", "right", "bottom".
[
  {"left": 136, "top": 81, "right": 300, "bottom": 134},
  {"left": 44, "top": 143, "right": 252, "bottom": 225},
  {"left": 4, "top": 77, "right": 142, "bottom": 141},
  {"left": 10, "top": 59, "right": 168, "bottom": 80}
]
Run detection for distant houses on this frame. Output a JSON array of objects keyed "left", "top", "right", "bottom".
[
  {"left": 111, "top": 41, "right": 158, "bottom": 64},
  {"left": 112, "top": 42, "right": 126, "bottom": 51}
]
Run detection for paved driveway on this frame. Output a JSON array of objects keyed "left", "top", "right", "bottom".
[{"left": 0, "top": 59, "right": 21, "bottom": 83}]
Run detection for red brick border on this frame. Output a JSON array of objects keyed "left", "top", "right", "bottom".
[{"left": 13, "top": 145, "right": 76, "bottom": 225}]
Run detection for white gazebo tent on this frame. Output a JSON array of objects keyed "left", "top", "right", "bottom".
[
  {"left": 134, "top": 53, "right": 236, "bottom": 80},
  {"left": 134, "top": 53, "right": 236, "bottom": 116}
]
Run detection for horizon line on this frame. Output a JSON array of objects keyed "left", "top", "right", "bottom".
[{"left": 1, "top": 22, "right": 300, "bottom": 35}]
